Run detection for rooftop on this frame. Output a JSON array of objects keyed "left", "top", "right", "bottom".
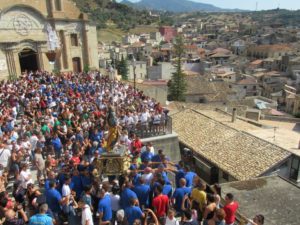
[
  {"left": 221, "top": 176, "right": 300, "bottom": 225},
  {"left": 200, "top": 108, "right": 300, "bottom": 157},
  {"left": 236, "top": 78, "right": 257, "bottom": 85},
  {"left": 250, "top": 59, "right": 263, "bottom": 65},
  {"left": 171, "top": 109, "right": 291, "bottom": 181},
  {"left": 252, "top": 44, "right": 292, "bottom": 52}
]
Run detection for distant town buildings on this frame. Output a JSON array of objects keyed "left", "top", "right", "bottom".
[
  {"left": 99, "top": 12, "right": 300, "bottom": 127},
  {"left": 159, "top": 26, "right": 177, "bottom": 42}
]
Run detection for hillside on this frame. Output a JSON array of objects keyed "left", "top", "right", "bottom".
[
  {"left": 98, "top": 24, "right": 159, "bottom": 43},
  {"left": 122, "top": 0, "right": 231, "bottom": 12},
  {"left": 72, "top": 0, "right": 159, "bottom": 31},
  {"left": 249, "top": 9, "right": 300, "bottom": 27}
]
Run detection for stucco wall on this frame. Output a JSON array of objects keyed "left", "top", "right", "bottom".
[
  {"left": 0, "top": 50, "right": 9, "bottom": 80},
  {"left": 87, "top": 25, "right": 99, "bottom": 69},
  {"left": 141, "top": 133, "right": 181, "bottom": 162}
]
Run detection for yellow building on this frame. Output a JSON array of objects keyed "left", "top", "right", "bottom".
[{"left": 0, "top": 0, "right": 99, "bottom": 79}]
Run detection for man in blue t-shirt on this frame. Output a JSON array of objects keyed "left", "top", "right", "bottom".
[
  {"left": 175, "top": 161, "right": 185, "bottom": 188},
  {"left": 130, "top": 168, "right": 141, "bottom": 187},
  {"left": 98, "top": 189, "right": 112, "bottom": 224},
  {"left": 141, "top": 148, "right": 154, "bottom": 162},
  {"left": 151, "top": 149, "right": 164, "bottom": 168},
  {"left": 71, "top": 170, "right": 83, "bottom": 198},
  {"left": 125, "top": 198, "right": 145, "bottom": 225},
  {"left": 29, "top": 203, "right": 53, "bottom": 225},
  {"left": 184, "top": 165, "right": 196, "bottom": 188},
  {"left": 44, "top": 171, "right": 56, "bottom": 192},
  {"left": 133, "top": 177, "right": 150, "bottom": 209},
  {"left": 120, "top": 181, "right": 138, "bottom": 209},
  {"left": 162, "top": 182, "right": 173, "bottom": 198},
  {"left": 172, "top": 178, "right": 191, "bottom": 213},
  {"left": 51, "top": 134, "right": 62, "bottom": 158},
  {"left": 46, "top": 181, "right": 65, "bottom": 220}
]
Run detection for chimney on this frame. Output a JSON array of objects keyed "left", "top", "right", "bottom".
[{"left": 232, "top": 108, "right": 237, "bottom": 123}]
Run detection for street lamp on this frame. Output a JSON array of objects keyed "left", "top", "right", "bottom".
[
  {"left": 132, "top": 56, "right": 137, "bottom": 92},
  {"left": 112, "top": 51, "right": 115, "bottom": 70}
]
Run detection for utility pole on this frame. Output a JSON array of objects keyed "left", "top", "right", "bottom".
[{"left": 132, "top": 56, "right": 136, "bottom": 92}]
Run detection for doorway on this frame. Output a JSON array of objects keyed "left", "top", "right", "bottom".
[
  {"left": 72, "top": 57, "right": 81, "bottom": 73},
  {"left": 210, "top": 167, "right": 219, "bottom": 184},
  {"left": 19, "top": 48, "right": 39, "bottom": 72}
]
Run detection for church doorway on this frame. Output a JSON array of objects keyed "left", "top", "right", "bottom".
[
  {"left": 19, "top": 48, "right": 39, "bottom": 72},
  {"left": 72, "top": 57, "right": 82, "bottom": 73}
]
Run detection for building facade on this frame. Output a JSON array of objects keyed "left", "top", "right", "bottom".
[
  {"left": 128, "top": 61, "right": 147, "bottom": 80},
  {"left": 147, "top": 62, "right": 175, "bottom": 80},
  {"left": 0, "top": 0, "right": 99, "bottom": 80},
  {"left": 159, "top": 26, "right": 177, "bottom": 43}
]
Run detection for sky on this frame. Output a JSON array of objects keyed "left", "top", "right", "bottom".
[{"left": 119, "top": 0, "right": 300, "bottom": 10}]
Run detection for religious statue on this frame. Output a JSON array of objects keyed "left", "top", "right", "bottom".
[{"left": 106, "top": 106, "right": 119, "bottom": 152}]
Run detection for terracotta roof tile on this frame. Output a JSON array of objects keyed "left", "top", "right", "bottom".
[{"left": 171, "top": 109, "right": 291, "bottom": 181}]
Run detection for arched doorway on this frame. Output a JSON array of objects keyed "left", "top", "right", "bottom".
[{"left": 19, "top": 48, "right": 39, "bottom": 72}]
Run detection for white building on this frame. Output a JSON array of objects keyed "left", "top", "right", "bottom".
[
  {"left": 128, "top": 61, "right": 147, "bottom": 80},
  {"left": 123, "top": 34, "right": 140, "bottom": 45}
]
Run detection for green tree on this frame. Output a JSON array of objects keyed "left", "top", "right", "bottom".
[
  {"left": 168, "top": 35, "right": 187, "bottom": 101},
  {"left": 117, "top": 55, "right": 129, "bottom": 80}
]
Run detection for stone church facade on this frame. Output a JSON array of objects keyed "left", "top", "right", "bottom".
[{"left": 0, "top": 0, "right": 99, "bottom": 80}]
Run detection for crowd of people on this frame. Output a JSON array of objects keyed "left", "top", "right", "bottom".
[{"left": 0, "top": 71, "right": 264, "bottom": 225}]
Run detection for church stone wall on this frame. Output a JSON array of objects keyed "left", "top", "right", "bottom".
[
  {"left": 0, "top": 50, "right": 9, "bottom": 80},
  {"left": 87, "top": 25, "right": 99, "bottom": 70},
  {"left": 0, "top": 0, "right": 99, "bottom": 78}
]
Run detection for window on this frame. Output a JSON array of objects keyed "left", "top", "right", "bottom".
[
  {"left": 229, "top": 85, "right": 232, "bottom": 88},
  {"left": 244, "top": 86, "right": 247, "bottom": 89},
  {"left": 70, "top": 34, "right": 78, "bottom": 46},
  {"left": 222, "top": 171, "right": 229, "bottom": 181},
  {"left": 55, "top": 0, "right": 62, "bottom": 11},
  {"left": 290, "top": 157, "right": 300, "bottom": 180},
  {"left": 253, "top": 86, "right": 257, "bottom": 90}
]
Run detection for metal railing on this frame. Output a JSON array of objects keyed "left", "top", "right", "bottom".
[{"left": 123, "top": 116, "right": 172, "bottom": 139}]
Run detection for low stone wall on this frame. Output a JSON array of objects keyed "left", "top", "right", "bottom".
[
  {"left": 262, "top": 115, "right": 300, "bottom": 123},
  {"left": 141, "top": 132, "right": 181, "bottom": 162}
]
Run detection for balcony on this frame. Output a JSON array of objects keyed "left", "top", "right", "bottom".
[{"left": 123, "top": 116, "right": 173, "bottom": 138}]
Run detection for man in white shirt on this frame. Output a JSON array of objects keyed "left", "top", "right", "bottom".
[
  {"left": 62, "top": 175, "right": 71, "bottom": 199},
  {"left": 0, "top": 143, "right": 11, "bottom": 169},
  {"left": 142, "top": 167, "right": 153, "bottom": 185},
  {"left": 110, "top": 185, "right": 120, "bottom": 225},
  {"left": 141, "top": 142, "right": 155, "bottom": 154},
  {"left": 29, "top": 132, "right": 39, "bottom": 153},
  {"left": 140, "top": 109, "right": 150, "bottom": 125},
  {"left": 21, "top": 136, "right": 31, "bottom": 151},
  {"left": 19, "top": 163, "right": 33, "bottom": 189},
  {"left": 62, "top": 175, "right": 74, "bottom": 216},
  {"left": 79, "top": 201, "right": 94, "bottom": 225}
]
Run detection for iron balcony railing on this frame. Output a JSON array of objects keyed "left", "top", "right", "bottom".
[{"left": 123, "top": 115, "right": 172, "bottom": 139}]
